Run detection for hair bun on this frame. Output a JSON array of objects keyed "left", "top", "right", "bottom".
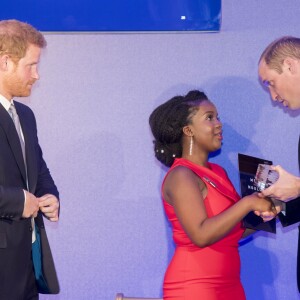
[{"left": 153, "top": 140, "right": 181, "bottom": 167}]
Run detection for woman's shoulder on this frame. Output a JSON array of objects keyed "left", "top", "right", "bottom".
[
  {"left": 167, "top": 164, "right": 196, "bottom": 180},
  {"left": 208, "top": 162, "right": 227, "bottom": 175},
  {"left": 163, "top": 163, "right": 198, "bottom": 188}
]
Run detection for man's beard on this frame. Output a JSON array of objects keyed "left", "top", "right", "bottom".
[{"left": 4, "top": 72, "right": 34, "bottom": 98}]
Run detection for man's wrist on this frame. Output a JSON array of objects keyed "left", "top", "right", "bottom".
[
  {"left": 272, "top": 199, "right": 286, "bottom": 214},
  {"left": 23, "top": 190, "right": 27, "bottom": 205},
  {"left": 281, "top": 201, "right": 286, "bottom": 213}
]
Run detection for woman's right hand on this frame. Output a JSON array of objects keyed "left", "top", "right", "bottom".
[
  {"left": 244, "top": 192, "right": 277, "bottom": 216},
  {"left": 253, "top": 198, "right": 284, "bottom": 221}
]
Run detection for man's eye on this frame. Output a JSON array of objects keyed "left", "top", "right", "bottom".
[{"left": 263, "top": 80, "right": 274, "bottom": 88}]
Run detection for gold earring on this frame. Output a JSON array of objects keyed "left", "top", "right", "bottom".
[{"left": 189, "top": 136, "right": 193, "bottom": 156}]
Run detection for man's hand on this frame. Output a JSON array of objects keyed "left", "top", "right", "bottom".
[
  {"left": 38, "top": 194, "right": 59, "bottom": 222},
  {"left": 260, "top": 165, "right": 300, "bottom": 202},
  {"left": 22, "top": 191, "right": 39, "bottom": 218}
]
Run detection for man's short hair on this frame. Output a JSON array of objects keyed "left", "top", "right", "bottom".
[
  {"left": 259, "top": 36, "right": 300, "bottom": 73},
  {"left": 0, "top": 19, "right": 46, "bottom": 63}
]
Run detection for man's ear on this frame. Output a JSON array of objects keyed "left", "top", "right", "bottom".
[
  {"left": 183, "top": 125, "right": 193, "bottom": 137},
  {"left": 283, "top": 57, "right": 299, "bottom": 75},
  {"left": 0, "top": 54, "right": 9, "bottom": 71}
]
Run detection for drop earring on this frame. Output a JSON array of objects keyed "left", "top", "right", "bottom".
[{"left": 189, "top": 136, "right": 193, "bottom": 156}]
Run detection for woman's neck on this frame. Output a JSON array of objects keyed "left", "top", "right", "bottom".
[{"left": 181, "top": 153, "right": 210, "bottom": 168}]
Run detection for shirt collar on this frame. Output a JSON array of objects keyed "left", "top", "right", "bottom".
[{"left": 0, "top": 94, "right": 14, "bottom": 111}]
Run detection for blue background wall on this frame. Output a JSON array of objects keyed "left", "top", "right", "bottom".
[{"left": 17, "top": 0, "right": 300, "bottom": 299}]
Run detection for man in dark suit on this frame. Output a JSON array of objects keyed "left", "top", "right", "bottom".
[
  {"left": 0, "top": 20, "right": 60, "bottom": 299},
  {"left": 258, "top": 36, "right": 300, "bottom": 210},
  {"left": 258, "top": 35, "right": 300, "bottom": 289}
]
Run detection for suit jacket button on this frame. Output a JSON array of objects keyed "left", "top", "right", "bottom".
[{"left": 29, "top": 227, "right": 32, "bottom": 232}]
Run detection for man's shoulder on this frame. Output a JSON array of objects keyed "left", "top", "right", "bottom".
[{"left": 14, "top": 100, "right": 34, "bottom": 116}]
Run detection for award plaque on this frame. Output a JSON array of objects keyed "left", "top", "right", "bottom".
[
  {"left": 238, "top": 153, "right": 277, "bottom": 233},
  {"left": 255, "top": 164, "right": 279, "bottom": 191}
]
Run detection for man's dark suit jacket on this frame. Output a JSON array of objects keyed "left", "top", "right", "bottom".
[
  {"left": 0, "top": 101, "right": 59, "bottom": 298},
  {"left": 278, "top": 137, "right": 300, "bottom": 226},
  {"left": 276, "top": 136, "right": 300, "bottom": 292}
]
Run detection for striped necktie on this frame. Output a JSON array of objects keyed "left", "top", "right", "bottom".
[
  {"left": 9, "top": 103, "right": 26, "bottom": 166},
  {"left": 8, "top": 104, "right": 35, "bottom": 243}
]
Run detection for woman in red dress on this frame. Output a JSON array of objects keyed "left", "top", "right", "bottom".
[{"left": 149, "top": 90, "right": 278, "bottom": 300}]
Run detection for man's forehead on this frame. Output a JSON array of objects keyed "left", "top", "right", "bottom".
[
  {"left": 258, "top": 60, "right": 267, "bottom": 74},
  {"left": 258, "top": 62, "right": 273, "bottom": 88},
  {"left": 258, "top": 60, "right": 272, "bottom": 80}
]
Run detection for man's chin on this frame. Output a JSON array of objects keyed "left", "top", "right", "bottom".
[
  {"left": 291, "top": 105, "right": 300, "bottom": 110},
  {"left": 288, "top": 101, "right": 300, "bottom": 110},
  {"left": 16, "top": 91, "right": 32, "bottom": 98}
]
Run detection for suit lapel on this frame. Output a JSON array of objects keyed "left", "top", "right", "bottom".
[
  {"left": 0, "top": 104, "right": 27, "bottom": 184},
  {"left": 15, "top": 102, "right": 37, "bottom": 193}
]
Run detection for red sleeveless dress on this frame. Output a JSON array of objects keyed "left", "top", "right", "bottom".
[{"left": 162, "top": 158, "right": 246, "bottom": 300}]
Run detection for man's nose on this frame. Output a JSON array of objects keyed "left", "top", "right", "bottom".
[
  {"left": 269, "top": 88, "right": 278, "bottom": 101},
  {"left": 32, "top": 69, "right": 40, "bottom": 80}
]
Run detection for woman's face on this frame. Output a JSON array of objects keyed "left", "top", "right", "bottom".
[{"left": 187, "top": 100, "right": 223, "bottom": 153}]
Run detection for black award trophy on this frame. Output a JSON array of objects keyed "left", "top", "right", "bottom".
[{"left": 238, "top": 153, "right": 278, "bottom": 233}]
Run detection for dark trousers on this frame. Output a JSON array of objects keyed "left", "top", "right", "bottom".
[{"left": 24, "top": 257, "right": 39, "bottom": 300}]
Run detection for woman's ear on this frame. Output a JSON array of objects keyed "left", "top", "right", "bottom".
[{"left": 183, "top": 125, "right": 193, "bottom": 137}]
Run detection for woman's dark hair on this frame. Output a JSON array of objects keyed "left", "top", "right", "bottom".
[{"left": 149, "top": 90, "right": 208, "bottom": 167}]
